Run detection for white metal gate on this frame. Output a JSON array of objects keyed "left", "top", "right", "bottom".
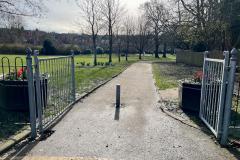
[
  {"left": 200, "top": 49, "right": 238, "bottom": 145},
  {"left": 199, "top": 52, "right": 229, "bottom": 138}
]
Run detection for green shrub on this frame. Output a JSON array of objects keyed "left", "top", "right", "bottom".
[
  {"left": 96, "top": 47, "right": 104, "bottom": 54},
  {"left": 82, "top": 49, "right": 92, "bottom": 55},
  {"left": 41, "top": 39, "right": 57, "bottom": 55},
  {"left": 80, "top": 62, "right": 85, "bottom": 66},
  {"left": 0, "top": 44, "right": 41, "bottom": 55}
]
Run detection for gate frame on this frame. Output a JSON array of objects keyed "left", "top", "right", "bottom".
[
  {"left": 200, "top": 48, "right": 238, "bottom": 145},
  {"left": 199, "top": 51, "right": 230, "bottom": 138},
  {"left": 26, "top": 48, "right": 37, "bottom": 139}
]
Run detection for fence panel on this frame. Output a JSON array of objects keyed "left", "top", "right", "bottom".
[
  {"left": 34, "top": 53, "right": 75, "bottom": 131},
  {"left": 200, "top": 52, "right": 229, "bottom": 138}
]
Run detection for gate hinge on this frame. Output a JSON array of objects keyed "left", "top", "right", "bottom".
[{"left": 226, "top": 66, "right": 231, "bottom": 70}]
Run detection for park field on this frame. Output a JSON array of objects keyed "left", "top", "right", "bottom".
[{"left": 0, "top": 54, "right": 175, "bottom": 94}]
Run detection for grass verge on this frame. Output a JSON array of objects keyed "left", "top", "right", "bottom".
[{"left": 152, "top": 62, "right": 201, "bottom": 90}]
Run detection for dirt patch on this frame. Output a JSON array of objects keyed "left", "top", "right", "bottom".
[
  {"left": 158, "top": 88, "right": 178, "bottom": 101},
  {"left": 157, "top": 87, "right": 205, "bottom": 129}
]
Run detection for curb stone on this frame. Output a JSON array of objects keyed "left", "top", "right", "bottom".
[{"left": 0, "top": 129, "right": 31, "bottom": 155}]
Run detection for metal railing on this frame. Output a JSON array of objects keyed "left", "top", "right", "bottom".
[{"left": 26, "top": 49, "right": 76, "bottom": 137}]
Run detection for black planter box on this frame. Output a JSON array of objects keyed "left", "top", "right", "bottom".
[
  {"left": 0, "top": 79, "right": 47, "bottom": 112},
  {"left": 179, "top": 83, "right": 202, "bottom": 114}
]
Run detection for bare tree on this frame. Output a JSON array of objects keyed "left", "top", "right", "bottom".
[
  {"left": 7, "top": 15, "right": 25, "bottom": 29},
  {"left": 143, "top": 0, "right": 170, "bottom": 58},
  {"left": 115, "top": 25, "right": 124, "bottom": 62},
  {"left": 100, "top": 0, "right": 123, "bottom": 63},
  {"left": 76, "top": 0, "right": 102, "bottom": 66},
  {"left": 0, "top": 0, "right": 45, "bottom": 17},
  {"left": 123, "top": 16, "right": 135, "bottom": 61},
  {"left": 178, "top": 0, "right": 232, "bottom": 50},
  {"left": 134, "top": 16, "right": 150, "bottom": 60}
]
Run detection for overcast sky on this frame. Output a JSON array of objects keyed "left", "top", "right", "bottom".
[{"left": 24, "top": 0, "right": 148, "bottom": 33}]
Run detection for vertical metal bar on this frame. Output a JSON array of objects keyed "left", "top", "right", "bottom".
[
  {"left": 217, "top": 51, "right": 230, "bottom": 138},
  {"left": 210, "top": 62, "right": 217, "bottom": 126},
  {"left": 68, "top": 57, "right": 71, "bottom": 102},
  {"left": 59, "top": 58, "right": 64, "bottom": 110},
  {"left": 206, "top": 61, "right": 214, "bottom": 123},
  {"left": 204, "top": 60, "right": 211, "bottom": 121},
  {"left": 57, "top": 58, "right": 60, "bottom": 113},
  {"left": 63, "top": 58, "right": 68, "bottom": 104},
  {"left": 213, "top": 62, "right": 221, "bottom": 129},
  {"left": 43, "top": 60, "right": 48, "bottom": 125},
  {"left": 211, "top": 62, "right": 217, "bottom": 129},
  {"left": 42, "top": 60, "right": 47, "bottom": 125},
  {"left": 205, "top": 60, "right": 212, "bottom": 120},
  {"left": 26, "top": 48, "right": 37, "bottom": 139},
  {"left": 203, "top": 60, "right": 209, "bottom": 119},
  {"left": 33, "top": 50, "right": 43, "bottom": 134},
  {"left": 221, "top": 48, "right": 238, "bottom": 145},
  {"left": 71, "top": 50, "right": 76, "bottom": 102},
  {"left": 200, "top": 51, "right": 208, "bottom": 119}
]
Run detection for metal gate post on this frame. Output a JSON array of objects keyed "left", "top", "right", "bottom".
[
  {"left": 221, "top": 48, "right": 238, "bottom": 145},
  {"left": 26, "top": 48, "right": 37, "bottom": 139},
  {"left": 216, "top": 51, "right": 230, "bottom": 138},
  {"left": 34, "top": 50, "right": 43, "bottom": 134},
  {"left": 71, "top": 50, "right": 76, "bottom": 101}
]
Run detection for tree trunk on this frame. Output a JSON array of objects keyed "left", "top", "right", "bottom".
[
  {"left": 109, "top": 37, "right": 112, "bottom": 63},
  {"left": 125, "top": 47, "right": 128, "bottom": 61},
  {"left": 139, "top": 51, "right": 142, "bottom": 60},
  {"left": 155, "top": 41, "right": 160, "bottom": 58},
  {"left": 108, "top": 20, "right": 113, "bottom": 63},
  {"left": 93, "top": 36, "right": 97, "bottom": 66},
  {"left": 163, "top": 42, "right": 167, "bottom": 58},
  {"left": 109, "top": 34, "right": 113, "bottom": 63},
  {"left": 154, "top": 30, "right": 160, "bottom": 58},
  {"left": 118, "top": 43, "right": 121, "bottom": 62},
  {"left": 126, "top": 38, "right": 129, "bottom": 61}
]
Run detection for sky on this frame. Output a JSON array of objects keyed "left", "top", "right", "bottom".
[{"left": 24, "top": 0, "right": 148, "bottom": 33}]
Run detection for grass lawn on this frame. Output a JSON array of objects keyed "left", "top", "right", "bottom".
[{"left": 152, "top": 62, "right": 202, "bottom": 90}]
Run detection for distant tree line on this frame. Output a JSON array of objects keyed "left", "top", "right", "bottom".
[{"left": 0, "top": 0, "right": 239, "bottom": 59}]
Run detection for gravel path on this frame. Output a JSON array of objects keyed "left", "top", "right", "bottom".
[{"left": 20, "top": 62, "right": 236, "bottom": 160}]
